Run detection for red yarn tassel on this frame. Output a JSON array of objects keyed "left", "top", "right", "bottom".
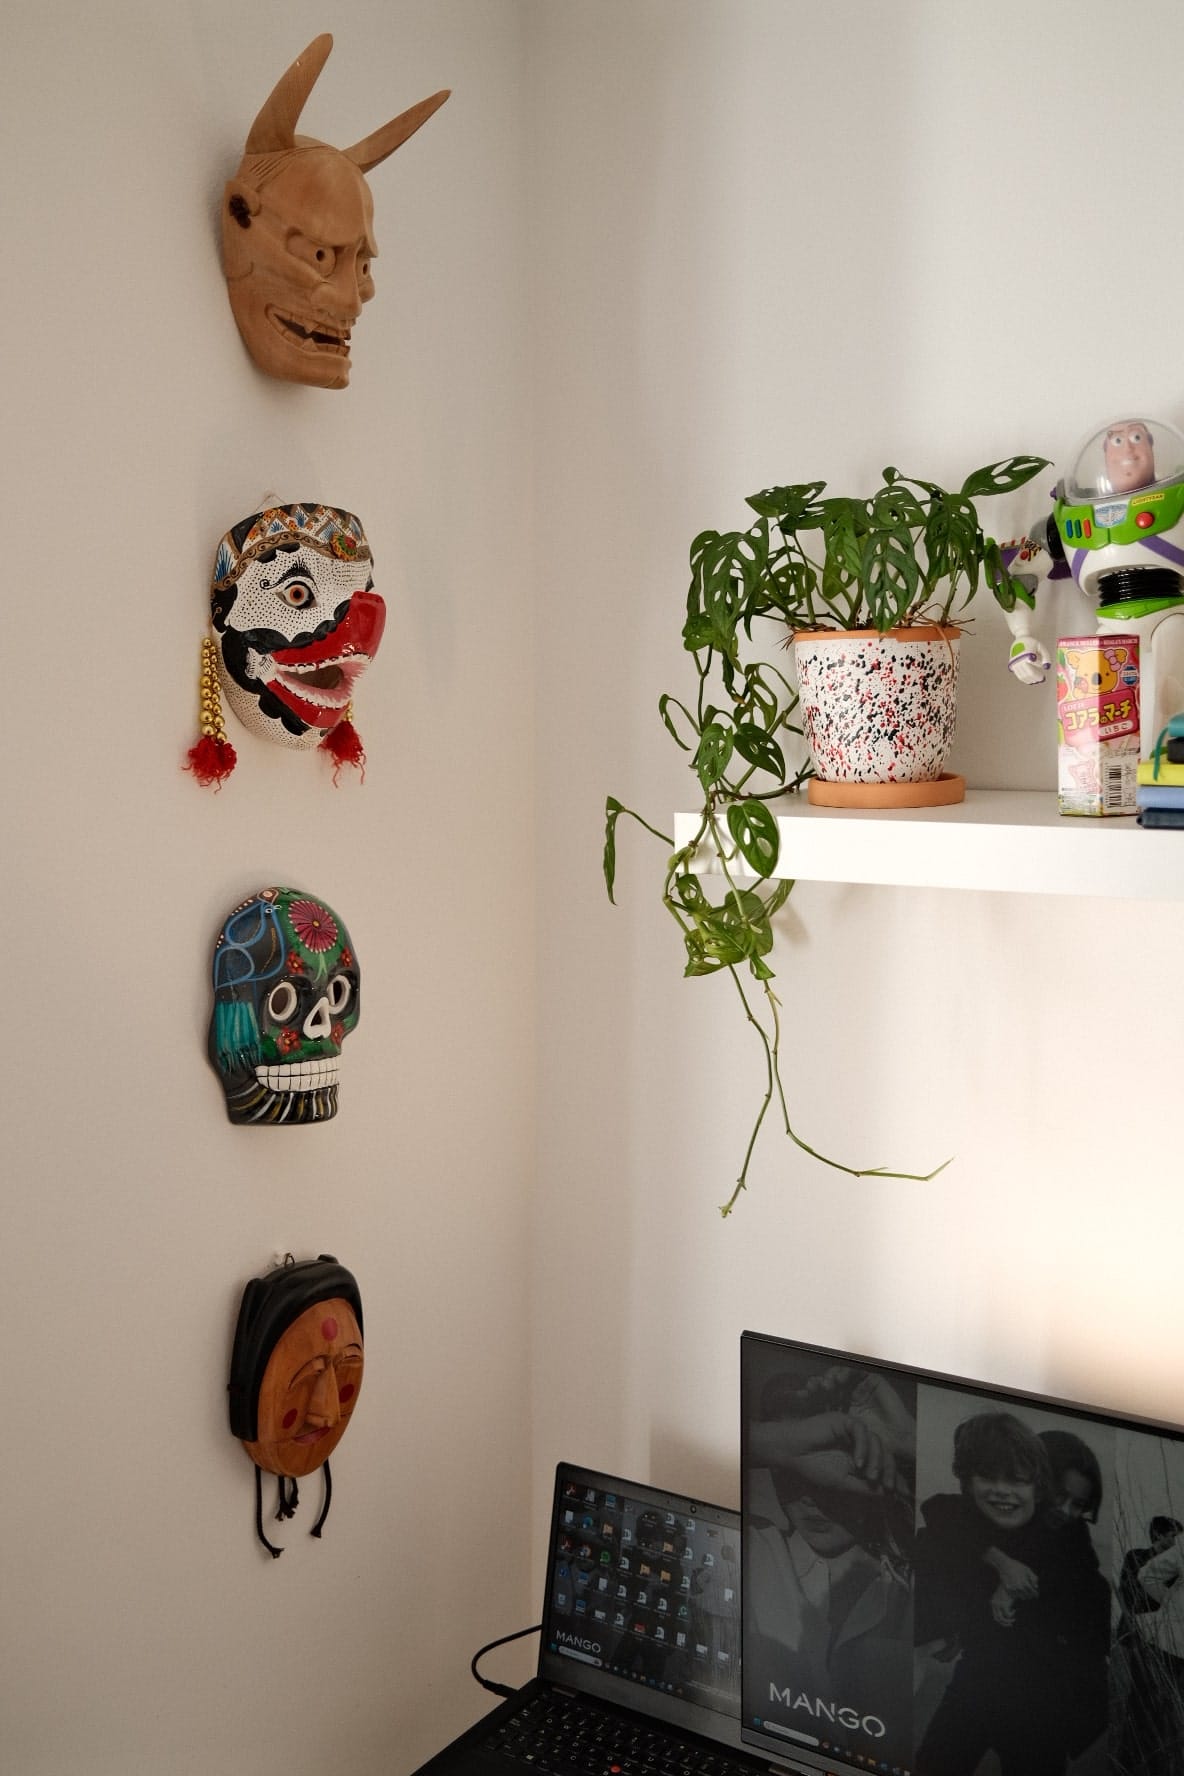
[
  {"left": 320, "top": 718, "right": 366, "bottom": 784},
  {"left": 185, "top": 735, "right": 238, "bottom": 789}
]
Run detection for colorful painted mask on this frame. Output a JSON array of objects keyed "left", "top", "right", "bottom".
[
  {"left": 209, "top": 887, "right": 360, "bottom": 1124},
  {"left": 228, "top": 1254, "right": 364, "bottom": 1556},
  {"left": 222, "top": 33, "right": 449, "bottom": 388},
  {"left": 198, "top": 501, "right": 384, "bottom": 779},
  {"left": 209, "top": 500, "right": 383, "bottom": 749}
]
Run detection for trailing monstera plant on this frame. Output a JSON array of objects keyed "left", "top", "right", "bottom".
[
  {"left": 604, "top": 454, "right": 1047, "bottom": 1214},
  {"left": 742, "top": 456, "right": 1047, "bottom": 633}
]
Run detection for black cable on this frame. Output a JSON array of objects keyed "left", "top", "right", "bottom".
[{"left": 470, "top": 1623, "right": 542, "bottom": 1698}]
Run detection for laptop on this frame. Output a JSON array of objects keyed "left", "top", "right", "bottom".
[{"left": 409, "top": 1462, "right": 763, "bottom": 1776}]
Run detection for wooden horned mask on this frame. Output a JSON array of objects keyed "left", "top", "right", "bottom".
[{"left": 222, "top": 34, "right": 449, "bottom": 389}]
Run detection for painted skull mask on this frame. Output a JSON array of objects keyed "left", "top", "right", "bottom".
[
  {"left": 209, "top": 888, "right": 360, "bottom": 1124},
  {"left": 222, "top": 33, "right": 449, "bottom": 388},
  {"left": 210, "top": 503, "right": 385, "bottom": 750}
]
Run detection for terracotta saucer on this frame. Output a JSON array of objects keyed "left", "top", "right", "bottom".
[{"left": 806, "top": 772, "right": 966, "bottom": 809}]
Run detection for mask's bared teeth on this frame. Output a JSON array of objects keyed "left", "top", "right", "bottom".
[{"left": 271, "top": 308, "right": 351, "bottom": 355}]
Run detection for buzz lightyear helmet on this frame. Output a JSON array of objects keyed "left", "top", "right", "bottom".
[{"left": 1052, "top": 416, "right": 1184, "bottom": 605}]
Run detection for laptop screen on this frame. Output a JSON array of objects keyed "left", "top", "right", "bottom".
[
  {"left": 537, "top": 1464, "right": 745, "bottom": 1748},
  {"left": 741, "top": 1330, "right": 1184, "bottom": 1776}
]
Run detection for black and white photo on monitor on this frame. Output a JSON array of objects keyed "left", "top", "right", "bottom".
[{"left": 741, "top": 1331, "right": 1184, "bottom": 1776}]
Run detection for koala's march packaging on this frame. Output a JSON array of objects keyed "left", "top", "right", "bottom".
[{"left": 1056, "top": 635, "right": 1140, "bottom": 816}]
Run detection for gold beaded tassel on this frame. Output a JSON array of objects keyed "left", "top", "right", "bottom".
[{"left": 185, "top": 635, "right": 238, "bottom": 788}]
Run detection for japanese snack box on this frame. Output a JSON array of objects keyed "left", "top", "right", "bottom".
[{"left": 1056, "top": 634, "right": 1140, "bottom": 816}]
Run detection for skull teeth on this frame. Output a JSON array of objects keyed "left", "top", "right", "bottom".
[{"left": 256, "top": 1057, "right": 341, "bottom": 1091}]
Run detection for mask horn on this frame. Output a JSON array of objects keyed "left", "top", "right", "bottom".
[
  {"left": 343, "top": 89, "right": 450, "bottom": 174},
  {"left": 244, "top": 33, "right": 334, "bottom": 155}
]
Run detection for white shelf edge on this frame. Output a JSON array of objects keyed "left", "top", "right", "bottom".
[{"left": 674, "top": 790, "right": 1184, "bottom": 901}]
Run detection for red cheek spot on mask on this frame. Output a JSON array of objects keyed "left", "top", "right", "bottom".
[
  {"left": 282, "top": 1408, "right": 298, "bottom": 1429},
  {"left": 321, "top": 1316, "right": 338, "bottom": 1341},
  {"left": 339, "top": 1383, "right": 356, "bottom": 1404}
]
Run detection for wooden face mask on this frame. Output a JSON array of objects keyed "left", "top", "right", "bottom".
[
  {"left": 221, "top": 34, "right": 449, "bottom": 388},
  {"left": 229, "top": 1256, "right": 364, "bottom": 1557}
]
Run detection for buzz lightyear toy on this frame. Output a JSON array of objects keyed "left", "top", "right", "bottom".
[{"left": 1006, "top": 416, "right": 1184, "bottom": 758}]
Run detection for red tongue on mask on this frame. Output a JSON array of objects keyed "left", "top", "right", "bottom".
[{"left": 272, "top": 590, "right": 386, "bottom": 668}]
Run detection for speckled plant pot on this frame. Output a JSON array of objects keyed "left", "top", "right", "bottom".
[{"left": 791, "top": 626, "right": 962, "bottom": 792}]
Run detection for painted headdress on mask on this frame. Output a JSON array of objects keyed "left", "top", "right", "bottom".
[
  {"left": 229, "top": 1254, "right": 364, "bottom": 1557},
  {"left": 209, "top": 886, "right": 360, "bottom": 1124},
  {"left": 187, "top": 501, "right": 385, "bottom": 786},
  {"left": 221, "top": 33, "right": 449, "bottom": 389}
]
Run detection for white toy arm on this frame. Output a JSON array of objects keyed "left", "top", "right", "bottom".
[
  {"left": 1004, "top": 601, "right": 1051, "bottom": 685},
  {"left": 996, "top": 536, "right": 1052, "bottom": 685}
]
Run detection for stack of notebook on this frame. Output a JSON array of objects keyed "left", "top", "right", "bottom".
[{"left": 1137, "top": 730, "right": 1184, "bottom": 827}]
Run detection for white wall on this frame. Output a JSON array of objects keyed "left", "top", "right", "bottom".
[
  {"left": 531, "top": 0, "right": 1184, "bottom": 1536},
  {"left": 4, "top": 3, "right": 535, "bottom": 1772},
  {"left": 7, "top": 2, "right": 1184, "bottom": 1773}
]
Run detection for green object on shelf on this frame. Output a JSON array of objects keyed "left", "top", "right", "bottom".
[
  {"left": 603, "top": 452, "right": 1048, "bottom": 1212},
  {"left": 1151, "top": 713, "right": 1184, "bottom": 777}
]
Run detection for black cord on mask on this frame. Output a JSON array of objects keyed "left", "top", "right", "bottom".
[{"left": 470, "top": 1623, "right": 542, "bottom": 1699}]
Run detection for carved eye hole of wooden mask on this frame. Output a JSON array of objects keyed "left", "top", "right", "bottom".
[
  {"left": 221, "top": 33, "right": 449, "bottom": 389},
  {"left": 228, "top": 1257, "right": 365, "bottom": 1558}
]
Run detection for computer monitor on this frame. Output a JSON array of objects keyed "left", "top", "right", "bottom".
[{"left": 741, "top": 1329, "right": 1184, "bottom": 1776}]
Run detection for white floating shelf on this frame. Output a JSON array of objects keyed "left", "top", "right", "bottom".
[{"left": 674, "top": 790, "right": 1184, "bottom": 902}]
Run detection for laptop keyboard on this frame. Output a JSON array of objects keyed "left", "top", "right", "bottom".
[{"left": 488, "top": 1691, "right": 756, "bottom": 1776}]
